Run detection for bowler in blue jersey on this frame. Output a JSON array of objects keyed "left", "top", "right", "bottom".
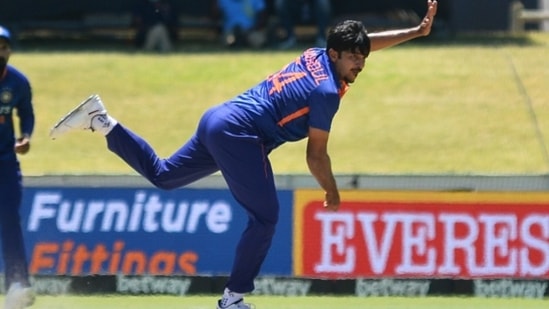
[
  {"left": 50, "top": 1, "right": 438, "bottom": 308},
  {"left": 0, "top": 25, "right": 36, "bottom": 309}
]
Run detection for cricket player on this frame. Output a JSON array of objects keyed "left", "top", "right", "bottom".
[
  {"left": 0, "top": 25, "right": 36, "bottom": 309},
  {"left": 49, "top": 1, "right": 437, "bottom": 308}
]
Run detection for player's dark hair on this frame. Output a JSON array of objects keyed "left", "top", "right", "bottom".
[{"left": 326, "top": 20, "right": 370, "bottom": 57}]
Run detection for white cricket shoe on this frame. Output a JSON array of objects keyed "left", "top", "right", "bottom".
[
  {"left": 4, "top": 283, "right": 35, "bottom": 309},
  {"left": 49, "top": 94, "right": 107, "bottom": 139},
  {"left": 216, "top": 299, "right": 254, "bottom": 309}
]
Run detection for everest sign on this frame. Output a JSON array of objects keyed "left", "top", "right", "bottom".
[{"left": 294, "top": 191, "right": 549, "bottom": 279}]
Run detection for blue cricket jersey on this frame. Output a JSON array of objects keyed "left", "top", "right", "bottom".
[
  {"left": 226, "top": 47, "right": 348, "bottom": 151},
  {"left": 0, "top": 65, "right": 35, "bottom": 161}
]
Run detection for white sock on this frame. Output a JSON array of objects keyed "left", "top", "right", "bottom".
[
  {"left": 91, "top": 114, "right": 117, "bottom": 135},
  {"left": 219, "top": 288, "right": 244, "bottom": 308}
]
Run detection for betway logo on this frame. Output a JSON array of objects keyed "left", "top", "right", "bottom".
[
  {"left": 27, "top": 191, "right": 233, "bottom": 233},
  {"left": 355, "top": 279, "right": 430, "bottom": 297},
  {"left": 117, "top": 275, "right": 192, "bottom": 295},
  {"left": 474, "top": 279, "right": 547, "bottom": 298},
  {"left": 253, "top": 277, "right": 312, "bottom": 296}
]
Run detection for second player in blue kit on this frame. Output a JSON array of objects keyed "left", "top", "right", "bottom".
[{"left": 0, "top": 25, "right": 36, "bottom": 309}]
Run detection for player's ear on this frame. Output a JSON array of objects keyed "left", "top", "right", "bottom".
[{"left": 328, "top": 48, "right": 339, "bottom": 62}]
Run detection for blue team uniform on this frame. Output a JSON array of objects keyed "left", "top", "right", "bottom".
[
  {"left": 0, "top": 65, "right": 34, "bottom": 288},
  {"left": 106, "top": 48, "right": 348, "bottom": 292}
]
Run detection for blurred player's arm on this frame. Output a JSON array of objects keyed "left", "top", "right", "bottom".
[
  {"left": 307, "top": 127, "right": 340, "bottom": 211},
  {"left": 369, "top": 0, "right": 437, "bottom": 51},
  {"left": 15, "top": 135, "right": 31, "bottom": 154},
  {"left": 14, "top": 87, "right": 34, "bottom": 155}
]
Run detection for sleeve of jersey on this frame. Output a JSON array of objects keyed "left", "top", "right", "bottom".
[
  {"left": 308, "top": 85, "right": 340, "bottom": 132},
  {"left": 16, "top": 80, "right": 35, "bottom": 137}
]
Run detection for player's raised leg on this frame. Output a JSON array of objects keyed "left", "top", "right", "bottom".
[
  {"left": 49, "top": 94, "right": 116, "bottom": 139},
  {"left": 49, "top": 94, "right": 220, "bottom": 190}
]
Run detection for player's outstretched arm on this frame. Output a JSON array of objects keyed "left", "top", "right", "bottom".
[
  {"left": 306, "top": 127, "right": 340, "bottom": 211},
  {"left": 369, "top": 0, "right": 437, "bottom": 52}
]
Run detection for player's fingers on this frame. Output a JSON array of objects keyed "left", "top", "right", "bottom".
[
  {"left": 428, "top": 0, "right": 438, "bottom": 17},
  {"left": 323, "top": 201, "right": 340, "bottom": 212},
  {"left": 15, "top": 145, "right": 29, "bottom": 154}
]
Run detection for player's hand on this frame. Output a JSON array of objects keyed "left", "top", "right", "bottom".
[
  {"left": 15, "top": 136, "right": 31, "bottom": 154},
  {"left": 323, "top": 190, "right": 340, "bottom": 211},
  {"left": 418, "top": 0, "right": 438, "bottom": 36}
]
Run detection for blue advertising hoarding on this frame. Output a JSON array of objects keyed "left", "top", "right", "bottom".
[{"left": 2, "top": 187, "right": 292, "bottom": 277}]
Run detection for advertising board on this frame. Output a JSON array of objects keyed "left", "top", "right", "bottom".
[
  {"left": 294, "top": 190, "right": 549, "bottom": 279},
  {"left": 6, "top": 187, "right": 292, "bottom": 276}
]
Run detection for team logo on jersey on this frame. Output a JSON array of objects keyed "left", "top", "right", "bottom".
[{"left": 0, "top": 89, "right": 12, "bottom": 104}]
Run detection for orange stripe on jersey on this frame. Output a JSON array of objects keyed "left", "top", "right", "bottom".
[
  {"left": 277, "top": 107, "right": 310, "bottom": 126},
  {"left": 339, "top": 82, "right": 349, "bottom": 98}
]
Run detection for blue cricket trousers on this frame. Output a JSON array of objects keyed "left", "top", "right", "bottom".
[
  {"left": 106, "top": 103, "right": 279, "bottom": 293},
  {"left": 0, "top": 159, "right": 30, "bottom": 290}
]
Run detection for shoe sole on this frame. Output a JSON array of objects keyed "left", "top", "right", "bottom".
[{"left": 50, "top": 94, "right": 101, "bottom": 139}]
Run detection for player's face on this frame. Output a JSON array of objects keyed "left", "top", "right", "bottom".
[
  {"left": 329, "top": 49, "right": 366, "bottom": 84},
  {"left": 0, "top": 38, "right": 11, "bottom": 69}
]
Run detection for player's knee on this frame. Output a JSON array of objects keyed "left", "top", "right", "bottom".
[{"left": 255, "top": 218, "right": 277, "bottom": 238}]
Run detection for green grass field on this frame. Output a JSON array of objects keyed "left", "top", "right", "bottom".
[
  {"left": 1, "top": 295, "right": 547, "bottom": 309},
  {"left": 10, "top": 32, "right": 549, "bottom": 176}
]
